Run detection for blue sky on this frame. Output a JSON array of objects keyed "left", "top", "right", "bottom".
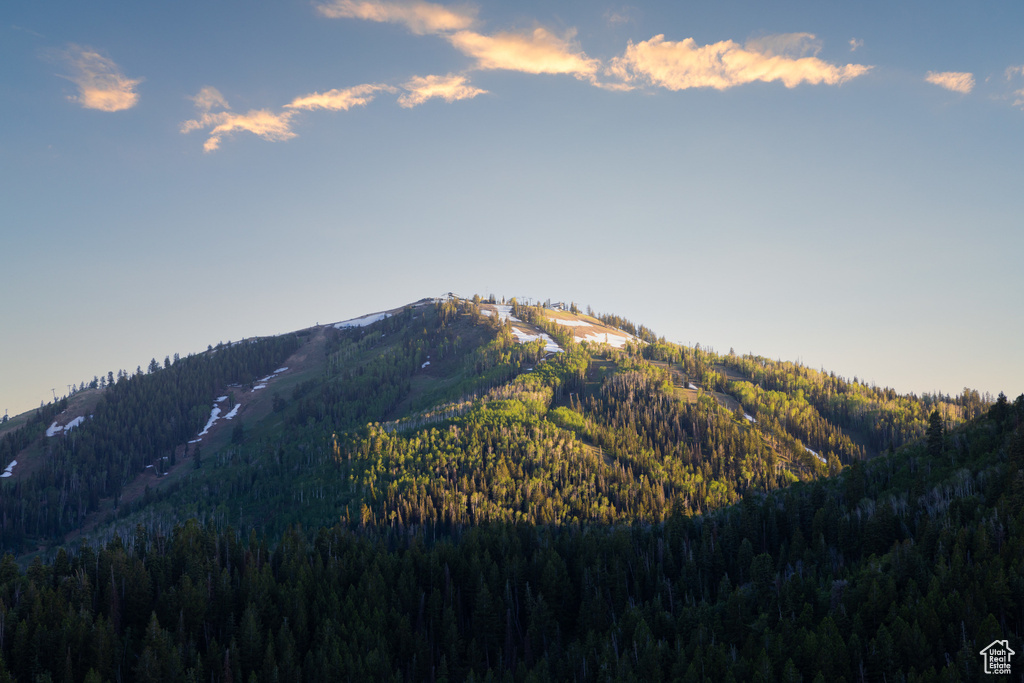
[{"left": 2, "top": 0, "right": 1023, "bottom": 416}]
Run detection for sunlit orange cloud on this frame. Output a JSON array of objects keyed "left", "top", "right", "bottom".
[
  {"left": 448, "top": 28, "right": 600, "bottom": 79},
  {"left": 286, "top": 83, "right": 397, "bottom": 111},
  {"left": 608, "top": 33, "right": 870, "bottom": 90},
  {"left": 181, "top": 88, "right": 296, "bottom": 152},
  {"left": 398, "top": 73, "right": 486, "bottom": 107},
  {"left": 62, "top": 45, "right": 142, "bottom": 112},
  {"left": 925, "top": 71, "right": 974, "bottom": 94},
  {"left": 315, "top": 0, "right": 475, "bottom": 34}
]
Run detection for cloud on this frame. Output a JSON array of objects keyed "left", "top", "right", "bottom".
[
  {"left": 744, "top": 32, "right": 821, "bottom": 59},
  {"left": 195, "top": 111, "right": 296, "bottom": 152},
  {"left": 61, "top": 45, "right": 142, "bottom": 112},
  {"left": 319, "top": 1, "right": 602, "bottom": 83},
  {"left": 398, "top": 73, "right": 487, "bottom": 107},
  {"left": 925, "top": 71, "right": 974, "bottom": 94},
  {"left": 849, "top": 38, "right": 863, "bottom": 52},
  {"left": 447, "top": 28, "right": 600, "bottom": 79},
  {"left": 285, "top": 83, "right": 396, "bottom": 111},
  {"left": 1006, "top": 66, "right": 1024, "bottom": 108},
  {"left": 181, "top": 88, "right": 295, "bottom": 152},
  {"left": 190, "top": 86, "right": 230, "bottom": 113},
  {"left": 604, "top": 7, "right": 636, "bottom": 27},
  {"left": 315, "top": 0, "right": 475, "bottom": 34},
  {"left": 607, "top": 33, "right": 871, "bottom": 91}
]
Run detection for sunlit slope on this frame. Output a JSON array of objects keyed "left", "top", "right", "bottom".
[{"left": 1, "top": 296, "right": 983, "bottom": 555}]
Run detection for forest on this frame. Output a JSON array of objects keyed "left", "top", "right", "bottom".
[
  {"left": 0, "top": 393, "right": 1020, "bottom": 682},
  {"left": 0, "top": 296, "right": 1017, "bottom": 680}
]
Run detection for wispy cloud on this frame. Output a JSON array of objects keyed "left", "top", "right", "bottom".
[
  {"left": 1006, "top": 66, "right": 1024, "bottom": 108},
  {"left": 604, "top": 7, "right": 636, "bottom": 27},
  {"left": 448, "top": 28, "right": 600, "bottom": 80},
  {"left": 12, "top": 24, "right": 45, "bottom": 39},
  {"left": 607, "top": 33, "right": 870, "bottom": 90},
  {"left": 315, "top": 0, "right": 475, "bottom": 34},
  {"left": 286, "top": 83, "right": 396, "bottom": 111},
  {"left": 398, "top": 73, "right": 486, "bottom": 107},
  {"left": 190, "top": 86, "right": 229, "bottom": 113},
  {"left": 61, "top": 45, "right": 142, "bottom": 112},
  {"left": 181, "top": 87, "right": 295, "bottom": 152},
  {"left": 925, "top": 71, "right": 974, "bottom": 94},
  {"left": 849, "top": 38, "right": 863, "bottom": 52}
]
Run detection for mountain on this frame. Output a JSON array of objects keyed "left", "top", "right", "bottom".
[
  {"left": 0, "top": 295, "right": 978, "bottom": 552},
  {"left": 0, "top": 295, "right": 1018, "bottom": 681}
]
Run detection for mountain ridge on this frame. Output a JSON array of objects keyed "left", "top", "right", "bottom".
[{"left": 0, "top": 294, "right": 990, "bottom": 557}]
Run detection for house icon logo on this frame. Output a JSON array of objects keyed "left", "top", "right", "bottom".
[{"left": 979, "top": 639, "right": 1015, "bottom": 675}]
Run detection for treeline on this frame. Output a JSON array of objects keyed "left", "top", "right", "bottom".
[
  {"left": 0, "top": 396, "right": 1020, "bottom": 682},
  {"left": 0, "top": 335, "right": 299, "bottom": 553}
]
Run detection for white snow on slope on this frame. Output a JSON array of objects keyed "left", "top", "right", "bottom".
[
  {"left": 581, "top": 332, "right": 633, "bottom": 348},
  {"left": 46, "top": 416, "right": 86, "bottom": 437},
  {"left": 687, "top": 383, "right": 698, "bottom": 390},
  {"left": 511, "top": 327, "right": 563, "bottom": 354},
  {"left": 224, "top": 404, "right": 241, "bottom": 420},
  {"left": 252, "top": 366, "right": 288, "bottom": 391},
  {"left": 481, "top": 305, "right": 521, "bottom": 323},
  {"left": 551, "top": 319, "right": 592, "bottom": 327},
  {"left": 805, "top": 446, "right": 826, "bottom": 464},
  {"left": 1, "top": 460, "right": 17, "bottom": 478},
  {"left": 198, "top": 406, "right": 222, "bottom": 437},
  {"left": 744, "top": 413, "right": 756, "bottom": 423},
  {"left": 422, "top": 361, "right": 431, "bottom": 368},
  {"left": 335, "top": 312, "right": 391, "bottom": 328},
  {"left": 216, "top": 396, "right": 228, "bottom": 403}
]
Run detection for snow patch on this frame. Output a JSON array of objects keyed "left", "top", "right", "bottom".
[
  {"left": 335, "top": 312, "right": 391, "bottom": 329},
  {"left": 275, "top": 367, "right": 288, "bottom": 373},
  {"left": 510, "top": 327, "right": 562, "bottom": 354},
  {"left": 805, "top": 446, "right": 826, "bottom": 464},
  {"left": 197, "top": 406, "right": 222, "bottom": 437},
  {"left": 581, "top": 332, "right": 633, "bottom": 348},
  {"left": 422, "top": 361, "right": 431, "bottom": 368},
  {"left": 687, "top": 383, "right": 698, "bottom": 390},
  {"left": 224, "top": 404, "right": 241, "bottom": 420},
  {"left": 252, "top": 384, "right": 267, "bottom": 392},
  {"left": 46, "top": 416, "right": 86, "bottom": 437},
  {"left": 483, "top": 305, "right": 521, "bottom": 323},
  {"left": 216, "top": 396, "right": 228, "bottom": 403},
  {"left": 744, "top": 413, "right": 756, "bottom": 423},
  {"left": 551, "top": 318, "right": 591, "bottom": 327},
  {"left": 1, "top": 460, "right": 17, "bottom": 478}
]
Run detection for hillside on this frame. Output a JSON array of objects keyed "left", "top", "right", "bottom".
[
  {"left": 0, "top": 321, "right": 1020, "bottom": 680},
  {"left": 0, "top": 296, "right": 985, "bottom": 557}
]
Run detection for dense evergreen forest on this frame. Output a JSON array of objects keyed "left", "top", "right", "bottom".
[
  {"left": 0, "top": 296, "right": 1016, "bottom": 680},
  {"left": 0, "top": 336, "right": 298, "bottom": 552},
  {"left": 0, "top": 394, "right": 1019, "bottom": 682}
]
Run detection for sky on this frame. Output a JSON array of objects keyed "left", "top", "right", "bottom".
[{"left": 2, "top": 0, "right": 1023, "bottom": 416}]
